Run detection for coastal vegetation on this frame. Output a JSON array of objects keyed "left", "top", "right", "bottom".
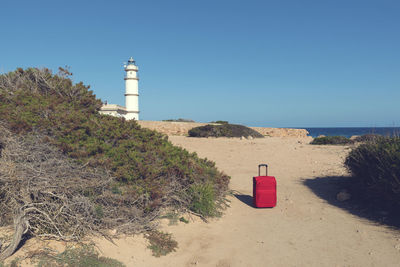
[
  {"left": 34, "top": 245, "right": 125, "bottom": 267},
  {"left": 145, "top": 230, "right": 178, "bottom": 257},
  {"left": 0, "top": 67, "right": 230, "bottom": 260},
  {"left": 311, "top": 134, "right": 388, "bottom": 145},
  {"left": 188, "top": 124, "right": 264, "bottom": 138},
  {"left": 345, "top": 136, "right": 400, "bottom": 205},
  {"left": 310, "top": 136, "right": 354, "bottom": 145}
]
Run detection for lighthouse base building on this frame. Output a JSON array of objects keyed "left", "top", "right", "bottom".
[
  {"left": 99, "top": 57, "right": 140, "bottom": 120},
  {"left": 99, "top": 104, "right": 127, "bottom": 117}
]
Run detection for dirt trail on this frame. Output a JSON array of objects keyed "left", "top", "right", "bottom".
[{"left": 12, "top": 136, "right": 399, "bottom": 266}]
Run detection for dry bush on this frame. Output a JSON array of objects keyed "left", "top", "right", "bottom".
[
  {"left": 0, "top": 121, "right": 217, "bottom": 260},
  {"left": 0, "top": 123, "right": 177, "bottom": 261},
  {"left": 145, "top": 230, "right": 178, "bottom": 257}
]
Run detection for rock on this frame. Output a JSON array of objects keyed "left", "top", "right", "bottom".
[
  {"left": 240, "top": 136, "right": 245, "bottom": 140},
  {"left": 350, "top": 135, "right": 360, "bottom": 140},
  {"left": 249, "top": 127, "right": 309, "bottom": 138},
  {"left": 317, "top": 135, "right": 326, "bottom": 138},
  {"left": 395, "top": 244, "right": 400, "bottom": 250},
  {"left": 110, "top": 229, "right": 117, "bottom": 235},
  {"left": 247, "top": 136, "right": 254, "bottom": 140},
  {"left": 336, "top": 189, "right": 351, "bottom": 202}
]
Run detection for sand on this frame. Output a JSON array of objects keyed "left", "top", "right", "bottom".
[{"left": 6, "top": 136, "right": 400, "bottom": 266}]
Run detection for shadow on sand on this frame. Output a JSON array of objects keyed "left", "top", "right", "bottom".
[
  {"left": 232, "top": 191, "right": 274, "bottom": 209},
  {"left": 303, "top": 176, "right": 400, "bottom": 230},
  {"left": 233, "top": 193, "right": 254, "bottom": 208}
]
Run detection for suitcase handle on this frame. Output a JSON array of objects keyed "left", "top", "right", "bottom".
[{"left": 258, "top": 164, "right": 268, "bottom": 176}]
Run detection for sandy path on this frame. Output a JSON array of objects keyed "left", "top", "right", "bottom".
[{"left": 95, "top": 136, "right": 400, "bottom": 266}]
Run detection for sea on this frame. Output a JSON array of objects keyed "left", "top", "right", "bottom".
[{"left": 297, "top": 127, "right": 400, "bottom": 138}]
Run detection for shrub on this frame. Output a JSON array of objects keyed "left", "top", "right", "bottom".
[
  {"left": 310, "top": 136, "right": 354, "bottom": 145},
  {"left": 345, "top": 137, "right": 400, "bottom": 203},
  {"left": 0, "top": 125, "right": 159, "bottom": 259},
  {"left": 353, "top": 134, "right": 383, "bottom": 143},
  {"left": 145, "top": 231, "right": 178, "bottom": 257},
  {"left": 35, "top": 245, "right": 125, "bottom": 267},
  {"left": 188, "top": 183, "right": 217, "bottom": 217},
  {"left": 188, "top": 124, "right": 264, "bottom": 138},
  {"left": 0, "top": 68, "right": 229, "bottom": 215}
]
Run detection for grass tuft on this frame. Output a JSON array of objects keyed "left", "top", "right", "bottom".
[
  {"left": 188, "top": 183, "right": 218, "bottom": 217},
  {"left": 179, "top": 217, "right": 189, "bottom": 224}
]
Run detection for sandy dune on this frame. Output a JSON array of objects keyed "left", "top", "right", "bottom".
[{"left": 93, "top": 136, "right": 400, "bottom": 267}]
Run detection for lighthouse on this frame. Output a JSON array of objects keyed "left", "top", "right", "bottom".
[
  {"left": 99, "top": 57, "right": 141, "bottom": 120},
  {"left": 124, "top": 57, "right": 139, "bottom": 120}
]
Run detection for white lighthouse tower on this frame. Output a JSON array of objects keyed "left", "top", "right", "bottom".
[{"left": 124, "top": 57, "right": 139, "bottom": 120}]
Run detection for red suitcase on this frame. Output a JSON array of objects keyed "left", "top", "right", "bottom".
[{"left": 253, "top": 164, "right": 277, "bottom": 208}]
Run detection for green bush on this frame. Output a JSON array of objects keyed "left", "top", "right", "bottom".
[
  {"left": 310, "top": 136, "right": 354, "bottom": 145},
  {"left": 345, "top": 137, "right": 400, "bottom": 203},
  {"left": 0, "top": 68, "right": 229, "bottom": 217},
  {"left": 188, "top": 124, "right": 264, "bottom": 138},
  {"left": 188, "top": 183, "right": 218, "bottom": 217}
]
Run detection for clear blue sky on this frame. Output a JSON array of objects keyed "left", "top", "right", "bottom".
[{"left": 1, "top": 0, "right": 399, "bottom": 127}]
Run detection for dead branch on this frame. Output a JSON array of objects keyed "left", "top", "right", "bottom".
[{"left": 0, "top": 210, "right": 28, "bottom": 261}]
